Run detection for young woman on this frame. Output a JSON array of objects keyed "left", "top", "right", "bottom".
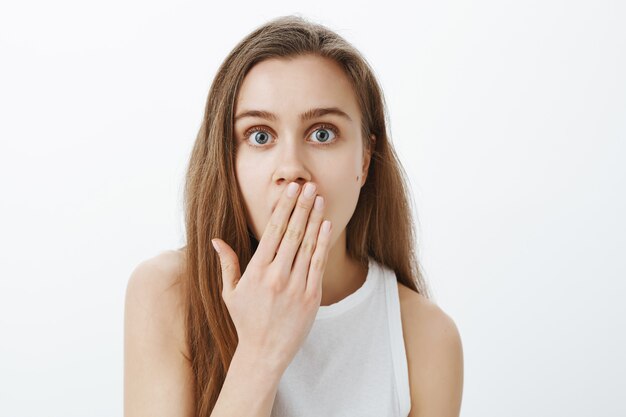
[{"left": 124, "top": 15, "right": 463, "bottom": 417}]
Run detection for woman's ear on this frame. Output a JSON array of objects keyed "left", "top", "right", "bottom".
[{"left": 360, "top": 134, "right": 376, "bottom": 187}]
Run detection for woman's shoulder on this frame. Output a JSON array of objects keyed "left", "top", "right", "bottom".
[
  {"left": 397, "top": 282, "right": 435, "bottom": 315},
  {"left": 397, "top": 282, "right": 464, "bottom": 416},
  {"left": 397, "top": 282, "right": 457, "bottom": 344},
  {"left": 126, "top": 249, "right": 187, "bottom": 304},
  {"left": 125, "top": 249, "right": 189, "bottom": 357},
  {"left": 130, "top": 248, "right": 187, "bottom": 282},
  {"left": 397, "top": 282, "right": 462, "bottom": 346},
  {"left": 124, "top": 249, "right": 194, "bottom": 415}
]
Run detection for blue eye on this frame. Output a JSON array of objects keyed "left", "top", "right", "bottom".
[
  {"left": 309, "top": 126, "right": 337, "bottom": 144},
  {"left": 242, "top": 124, "right": 339, "bottom": 148},
  {"left": 251, "top": 130, "right": 272, "bottom": 145},
  {"left": 241, "top": 128, "right": 274, "bottom": 147}
]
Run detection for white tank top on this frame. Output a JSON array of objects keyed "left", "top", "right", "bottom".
[{"left": 270, "top": 257, "right": 412, "bottom": 417}]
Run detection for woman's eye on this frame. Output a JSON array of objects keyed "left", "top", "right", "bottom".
[
  {"left": 309, "top": 126, "right": 337, "bottom": 144},
  {"left": 247, "top": 129, "right": 273, "bottom": 146},
  {"left": 243, "top": 125, "right": 338, "bottom": 147}
]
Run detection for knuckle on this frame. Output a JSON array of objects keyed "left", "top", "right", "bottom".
[
  {"left": 285, "top": 226, "right": 303, "bottom": 242},
  {"left": 267, "top": 278, "right": 286, "bottom": 293},
  {"left": 223, "top": 262, "right": 234, "bottom": 274},
  {"left": 305, "top": 287, "right": 321, "bottom": 304},
  {"left": 267, "top": 221, "right": 283, "bottom": 237},
  {"left": 296, "top": 200, "right": 311, "bottom": 210},
  {"left": 299, "top": 238, "right": 315, "bottom": 257},
  {"left": 285, "top": 281, "right": 300, "bottom": 297},
  {"left": 311, "top": 256, "right": 324, "bottom": 272}
]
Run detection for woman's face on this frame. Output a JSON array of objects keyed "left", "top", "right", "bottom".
[{"left": 233, "top": 54, "right": 373, "bottom": 249}]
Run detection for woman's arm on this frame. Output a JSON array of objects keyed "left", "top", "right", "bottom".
[
  {"left": 400, "top": 288, "right": 464, "bottom": 417},
  {"left": 124, "top": 253, "right": 194, "bottom": 417},
  {"left": 210, "top": 345, "right": 284, "bottom": 416}
]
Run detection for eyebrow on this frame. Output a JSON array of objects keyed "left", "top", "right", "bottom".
[{"left": 234, "top": 107, "right": 353, "bottom": 123}]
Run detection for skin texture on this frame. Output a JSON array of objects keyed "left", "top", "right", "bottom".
[{"left": 233, "top": 54, "right": 374, "bottom": 307}]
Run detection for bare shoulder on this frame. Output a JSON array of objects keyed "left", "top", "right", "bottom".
[
  {"left": 124, "top": 249, "right": 194, "bottom": 417},
  {"left": 125, "top": 249, "right": 189, "bottom": 355},
  {"left": 397, "top": 283, "right": 464, "bottom": 417}
]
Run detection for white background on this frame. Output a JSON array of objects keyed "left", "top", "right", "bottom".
[{"left": 1, "top": 1, "right": 624, "bottom": 416}]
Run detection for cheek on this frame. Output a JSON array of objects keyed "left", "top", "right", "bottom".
[
  {"left": 235, "top": 161, "right": 266, "bottom": 236},
  {"left": 325, "top": 155, "right": 362, "bottom": 187},
  {"left": 323, "top": 160, "right": 363, "bottom": 216}
]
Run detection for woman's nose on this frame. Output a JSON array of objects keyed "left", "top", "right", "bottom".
[{"left": 273, "top": 138, "right": 310, "bottom": 185}]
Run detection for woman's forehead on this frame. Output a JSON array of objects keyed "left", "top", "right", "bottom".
[{"left": 235, "top": 55, "right": 360, "bottom": 120}]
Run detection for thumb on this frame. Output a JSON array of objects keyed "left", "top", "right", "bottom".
[{"left": 211, "top": 238, "right": 241, "bottom": 296}]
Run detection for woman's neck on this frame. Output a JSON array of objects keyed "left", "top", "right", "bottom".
[{"left": 319, "top": 230, "right": 368, "bottom": 306}]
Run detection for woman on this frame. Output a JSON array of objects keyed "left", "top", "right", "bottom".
[{"left": 124, "top": 15, "right": 463, "bottom": 417}]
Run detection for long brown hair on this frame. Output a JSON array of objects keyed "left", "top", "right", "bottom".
[{"left": 179, "top": 14, "right": 431, "bottom": 415}]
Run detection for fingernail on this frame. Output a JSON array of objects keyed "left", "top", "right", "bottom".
[
  {"left": 287, "top": 182, "right": 299, "bottom": 197},
  {"left": 211, "top": 239, "right": 221, "bottom": 254},
  {"left": 314, "top": 195, "right": 324, "bottom": 210},
  {"left": 304, "top": 183, "right": 316, "bottom": 198},
  {"left": 322, "top": 220, "right": 331, "bottom": 234}
]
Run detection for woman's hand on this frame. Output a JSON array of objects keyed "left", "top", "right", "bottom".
[{"left": 211, "top": 181, "right": 332, "bottom": 372}]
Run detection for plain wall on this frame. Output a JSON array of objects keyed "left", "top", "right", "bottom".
[{"left": 0, "top": 1, "right": 624, "bottom": 416}]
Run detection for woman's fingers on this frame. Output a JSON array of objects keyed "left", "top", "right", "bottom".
[
  {"left": 289, "top": 195, "right": 325, "bottom": 294},
  {"left": 305, "top": 218, "right": 332, "bottom": 298},
  {"left": 253, "top": 182, "right": 302, "bottom": 266},
  {"left": 273, "top": 182, "right": 318, "bottom": 277}
]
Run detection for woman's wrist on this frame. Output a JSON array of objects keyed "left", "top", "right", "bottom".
[{"left": 232, "top": 344, "right": 287, "bottom": 383}]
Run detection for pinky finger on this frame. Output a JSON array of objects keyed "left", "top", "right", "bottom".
[{"left": 305, "top": 220, "right": 332, "bottom": 298}]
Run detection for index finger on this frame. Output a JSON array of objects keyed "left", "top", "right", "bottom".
[{"left": 251, "top": 182, "right": 301, "bottom": 265}]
